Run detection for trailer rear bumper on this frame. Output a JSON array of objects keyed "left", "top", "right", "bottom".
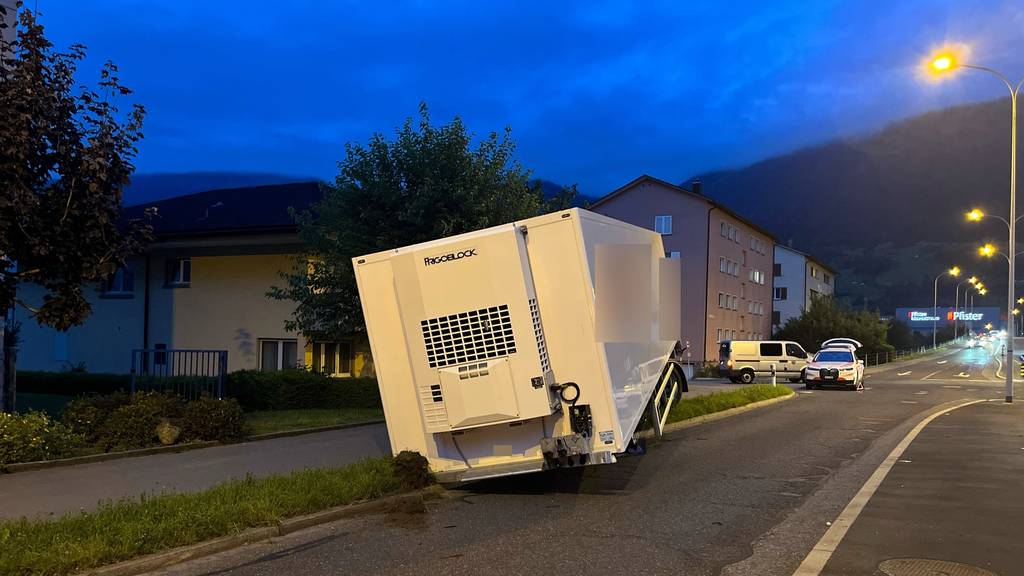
[{"left": 434, "top": 451, "right": 617, "bottom": 484}]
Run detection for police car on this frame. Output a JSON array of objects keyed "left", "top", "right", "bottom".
[{"left": 804, "top": 338, "right": 865, "bottom": 391}]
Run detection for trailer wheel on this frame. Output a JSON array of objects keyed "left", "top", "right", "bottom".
[{"left": 739, "top": 369, "right": 755, "bottom": 384}]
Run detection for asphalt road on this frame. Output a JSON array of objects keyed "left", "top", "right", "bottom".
[{"left": 154, "top": 344, "right": 1017, "bottom": 576}]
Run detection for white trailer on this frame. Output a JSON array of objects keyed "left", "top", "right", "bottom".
[{"left": 353, "top": 208, "right": 686, "bottom": 482}]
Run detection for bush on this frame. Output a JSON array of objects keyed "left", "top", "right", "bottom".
[
  {"left": 227, "top": 370, "right": 380, "bottom": 411},
  {"left": 16, "top": 371, "right": 131, "bottom": 396},
  {"left": 180, "top": 396, "right": 246, "bottom": 442},
  {"left": 61, "top": 391, "right": 131, "bottom": 442},
  {"left": 0, "top": 411, "right": 85, "bottom": 466},
  {"left": 97, "top": 392, "right": 183, "bottom": 452}
]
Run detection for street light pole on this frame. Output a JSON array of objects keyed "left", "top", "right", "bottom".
[
  {"left": 954, "top": 278, "right": 974, "bottom": 339},
  {"left": 933, "top": 267, "right": 960, "bottom": 349},
  {"left": 935, "top": 51, "right": 1023, "bottom": 403}
]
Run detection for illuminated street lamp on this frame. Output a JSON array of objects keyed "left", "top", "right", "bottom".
[
  {"left": 933, "top": 266, "right": 960, "bottom": 349},
  {"left": 935, "top": 49, "right": 1023, "bottom": 404},
  {"left": 954, "top": 273, "right": 976, "bottom": 339}
]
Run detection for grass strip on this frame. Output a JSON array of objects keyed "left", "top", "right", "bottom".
[
  {"left": 244, "top": 408, "right": 384, "bottom": 436},
  {"left": 667, "top": 384, "right": 794, "bottom": 424},
  {"left": 0, "top": 457, "right": 400, "bottom": 576}
]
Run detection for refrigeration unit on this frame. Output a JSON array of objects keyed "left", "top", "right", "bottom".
[{"left": 353, "top": 208, "right": 686, "bottom": 482}]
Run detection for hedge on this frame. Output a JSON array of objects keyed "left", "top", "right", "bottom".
[
  {"left": 226, "top": 370, "right": 381, "bottom": 412},
  {"left": 17, "top": 369, "right": 382, "bottom": 413},
  {"left": 16, "top": 371, "right": 131, "bottom": 396}
]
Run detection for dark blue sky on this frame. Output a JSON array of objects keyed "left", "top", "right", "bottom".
[{"left": 41, "top": 0, "right": 1024, "bottom": 195}]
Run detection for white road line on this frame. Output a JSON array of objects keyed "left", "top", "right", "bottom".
[
  {"left": 921, "top": 370, "right": 943, "bottom": 380},
  {"left": 791, "top": 399, "right": 986, "bottom": 576},
  {"left": 941, "top": 385, "right": 962, "bottom": 389},
  {"left": 900, "top": 400, "right": 919, "bottom": 404},
  {"left": 936, "top": 360, "right": 948, "bottom": 365},
  {"left": 897, "top": 371, "right": 912, "bottom": 376}
]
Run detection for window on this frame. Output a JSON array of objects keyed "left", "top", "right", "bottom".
[
  {"left": 718, "top": 292, "right": 725, "bottom": 308},
  {"left": 720, "top": 257, "right": 728, "bottom": 273},
  {"left": 730, "top": 261, "right": 739, "bottom": 276},
  {"left": 654, "top": 215, "right": 673, "bottom": 235},
  {"left": 772, "top": 310, "right": 781, "bottom": 325},
  {"left": 824, "top": 273, "right": 832, "bottom": 285},
  {"left": 760, "top": 342, "right": 783, "bottom": 356},
  {"left": 731, "top": 330, "right": 737, "bottom": 340},
  {"left": 786, "top": 343, "right": 806, "bottom": 358},
  {"left": 774, "top": 263, "right": 782, "bottom": 277},
  {"left": 100, "top": 266, "right": 135, "bottom": 297},
  {"left": 666, "top": 251, "right": 681, "bottom": 259},
  {"left": 721, "top": 222, "right": 728, "bottom": 237},
  {"left": 810, "top": 288, "right": 821, "bottom": 300},
  {"left": 260, "top": 339, "right": 298, "bottom": 372},
  {"left": 774, "top": 287, "right": 788, "bottom": 300},
  {"left": 165, "top": 257, "right": 191, "bottom": 287},
  {"left": 311, "top": 341, "right": 353, "bottom": 377},
  {"left": 810, "top": 266, "right": 818, "bottom": 278},
  {"left": 717, "top": 329, "right": 723, "bottom": 342}
]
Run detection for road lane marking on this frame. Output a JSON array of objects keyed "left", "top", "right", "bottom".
[
  {"left": 792, "top": 399, "right": 986, "bottom": 576},
  {"left": 922, "top": 370, "right": 943, "bottom": 380},
  {"left": 914, "top": 391, "right": 928, "bottom": 395},
  {"left": 900, "top": 400, "right": 919, "bottom": 404},
  {"left": 941, "top": 385, "right": 962, "bottom": 389},
  {"left": 897, "top": 371, "right": 912, "bottom": 376},
  {"left": 936, "top": 360, "right": 948, "bottom": 364},
  {"left": 955, "top": 372, "right": 970, "bottom": 378}
]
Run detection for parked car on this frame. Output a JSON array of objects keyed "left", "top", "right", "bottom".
[
  {"left": 804, "top": 338, "right": 865, "bottom": 391},
  {"left": 719, "top": 340, "right": 810, "bottom": 384}
]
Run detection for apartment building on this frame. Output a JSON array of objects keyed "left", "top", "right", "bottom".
[
  {"left": 16, "top": 183, "right": 374, "bottom": 376},
  {"left": 772, "top": 244, "right": 836, "bottom": 331},
  {"left": 590, "top": 175, "right": 775, "bottom": 362}
]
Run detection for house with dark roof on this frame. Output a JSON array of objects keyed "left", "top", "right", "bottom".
[
  {"left": 15, "top": 182, "right": 373, "bottom": 376},
  {"left": 589, "top": 175, "right": 777, "bottom": 363}
]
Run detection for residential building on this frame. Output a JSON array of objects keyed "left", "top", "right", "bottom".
[
  {"left": 772, "top": 244, "right": 836, "bottom": 331},
  {"left": 0, "top": 0, "right": 15, "bottom": 50},
  {"left": 590, "top": 175, "right": 775, "bottom": 363},
  {"left": 15, "top": 183, "right": 374, "bottom": 377}
]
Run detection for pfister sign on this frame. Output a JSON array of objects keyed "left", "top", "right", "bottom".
[{"left": 895, "top": 307, "right": 1001, "bottom": 329}]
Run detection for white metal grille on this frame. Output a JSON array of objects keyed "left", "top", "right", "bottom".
[
  {"left": 458, "top": 361, "right": 490, "bottom": 380},
  {"left": 529, "top": 298, "right": 551, "bottom": 374},
  {"left": 420, "top": 383, "right": 447, "bottom": 429},
  {"left": 421, "top": 305, "right": 517, "bottom": 368}
]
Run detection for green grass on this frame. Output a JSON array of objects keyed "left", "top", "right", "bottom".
[
  {"left": 244, "top": 408, "right": 384, "bottom": 436},
  {"left": 0, "top": 457, "right": 401, "bottom": 575},
  {"left": 667, "top": 384, "right": 794, "bottom": 424}
]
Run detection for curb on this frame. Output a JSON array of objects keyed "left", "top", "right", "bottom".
[
  {"left": 81, "top": 487, "right": 443, "bottom": 576},
  {"left": 640, "top": 391, "right": 797, "bottom": 438},
  {"left": 2, "top": 420, "right": 386, "bottom": 475}
]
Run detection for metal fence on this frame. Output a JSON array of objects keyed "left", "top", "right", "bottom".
[
  {"left": 861, "top": 346, "right": 930, "bottom": 367},
  {"left": 130, "top": 348, "right": 227, "bottom": 400}
]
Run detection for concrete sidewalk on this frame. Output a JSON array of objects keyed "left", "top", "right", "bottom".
[
  {"left": 0, "top": 382, "right": 753, "bottom": 520},
  {"left": 820, "top": 401, "right": 1024, "bottom": 575},
  {"left": 0, "top": 423, "right": 391, "bottom": 520}
]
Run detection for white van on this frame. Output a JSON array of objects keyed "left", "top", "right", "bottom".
[{"left": 718, "top": 340, "right": 810, "bottom": 384}]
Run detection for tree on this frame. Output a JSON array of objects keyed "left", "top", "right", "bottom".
[
  {"left": 270, "top": 104, "right": 576, "bottom": 339},
  {"left": 886, "top": 319, "right": 920, "bottom": 351},
  {"left": 0, "top": 6, "right": 150, "bottom": 411},
  {"left": 775, "top": 297, "right": 893, "bottom": 355}
]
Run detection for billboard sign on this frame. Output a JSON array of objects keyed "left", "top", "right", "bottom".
[{"left": 894, "top": 307, "right": 1001, "bottom": 330}]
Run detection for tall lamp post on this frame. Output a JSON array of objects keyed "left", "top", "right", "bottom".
[
  {"left": 932, "top": 50, "right": 1022, "bottom": 403},
  {"left": 933, "top": 266, "right": 961, "bottom": 349},
  {"left": 954, "top": 275, "right": 978, "bottom": 339}
]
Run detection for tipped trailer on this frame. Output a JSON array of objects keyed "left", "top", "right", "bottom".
[{"left": 353, "top": 208, "right": 687, "bottom": 483}]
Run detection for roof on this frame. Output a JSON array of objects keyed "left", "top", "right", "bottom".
[
  {"left": 589, "top": 174, "right": 779, "bottom": 242},
  {"left": 122, "top": 181, "right": 324, "bottom": 238},
  {"left": 774, "top": 243, "right": 837, "bottom": 274}
]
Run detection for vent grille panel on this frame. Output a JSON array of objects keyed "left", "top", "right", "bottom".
[
  {"left": 420, "top": 383, "right": 447, "bottom": 428},
  {"left": 421, "top": 305, "right": 517, "bottom": 368},
  {"left": 529, "top": 299, "right": 551, "bottom": 374}
]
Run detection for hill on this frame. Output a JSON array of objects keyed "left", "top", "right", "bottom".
[
  {"left": 688, "top": 98, "right": 1018, "bottom": 313},
  {"left": 125, "top": 172, "right": 315, "bottom": 205}
]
